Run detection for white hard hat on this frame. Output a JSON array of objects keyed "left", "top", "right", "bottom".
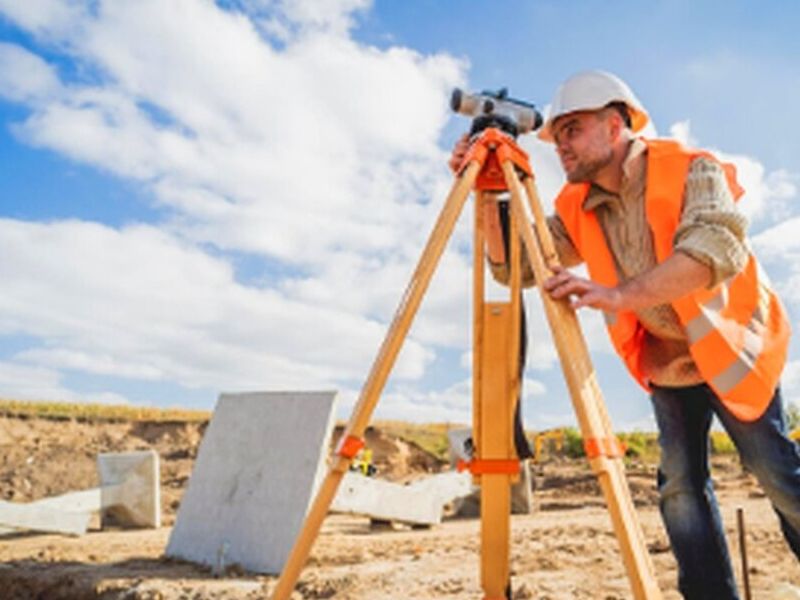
[{"left": 538, "top": 70, "right": 649, "bottom": 142}]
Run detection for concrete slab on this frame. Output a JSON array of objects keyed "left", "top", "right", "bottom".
[
  {"left": 0, "top": 499, "right": 91, "bottom": 536},
  {"left": 332, "top": 472, "right": 441, "bottom": 525},
  {"left": 165, "top": 391, "right": 337, "bottom": 575},
  {"left": 405, "top": 470, "right": 474, "bottom": 509},
  {"left": 331, "top": 470, "right": 472, "bottom": 525}
]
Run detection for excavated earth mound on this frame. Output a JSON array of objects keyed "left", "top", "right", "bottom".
[{"left": 0, "top": 415, "right": 796, "bottom": 599}]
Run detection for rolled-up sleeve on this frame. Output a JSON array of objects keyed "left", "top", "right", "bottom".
[{"left": 673, "top": 157, "right": 749, "bottom": 287}]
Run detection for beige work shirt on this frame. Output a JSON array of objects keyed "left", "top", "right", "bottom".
[{"left": 491, "top": 138, "right": 749, "bottom": 387}]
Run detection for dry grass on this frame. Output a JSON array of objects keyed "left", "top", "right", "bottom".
[
  {"left": 1, "top": 399, "right": 739, "bottom": 460},
  {"left": 371, "top": 420, "right": 463, "bottom": 462},
  {"left": 0, "top": 398, "right": 210, "bottom": 423}
]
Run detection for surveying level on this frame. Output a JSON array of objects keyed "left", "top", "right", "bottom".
[
  {"left": 270, "top": 90, "right": 662, "bottom": 600},
  {"left": 451, "top": 87, "right": 544, "bottom": 137}
]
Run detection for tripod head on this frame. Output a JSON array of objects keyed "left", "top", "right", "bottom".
[{"left": 451, "top": 87, "right": 544, "bottom": 138}]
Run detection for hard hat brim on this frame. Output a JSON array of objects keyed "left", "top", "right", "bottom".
[{"left": 537, "top": 105, "right": 649, "bottom": 143}]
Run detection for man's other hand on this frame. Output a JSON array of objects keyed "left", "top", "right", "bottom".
[{"left": 448, "top": 133, "right": 471, "bottom": 174}]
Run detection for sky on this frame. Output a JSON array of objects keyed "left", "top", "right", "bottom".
[{"left": 1, "top": 0, "right": 799, "bottom": 431}]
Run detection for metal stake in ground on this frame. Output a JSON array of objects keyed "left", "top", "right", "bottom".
[{"left": 738, "top": 507, "right": 752, "bottom": 600}]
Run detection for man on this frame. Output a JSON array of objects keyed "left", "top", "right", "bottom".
[{"left": 450, "top": 70, "right": 800, "bottom": 599}]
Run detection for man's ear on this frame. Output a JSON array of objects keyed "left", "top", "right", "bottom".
[{"left": 607, "top": 111, "right": 624, "bottom": 142}]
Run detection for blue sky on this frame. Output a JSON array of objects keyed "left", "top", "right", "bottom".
[{"left": 1, "top": 0, "right": 799, "bottom": 431}]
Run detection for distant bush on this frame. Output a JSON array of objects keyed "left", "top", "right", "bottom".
[
  {"left": 787, "top": 403, "right": 800, "bottom": 432},
  {"left": 710, "top": 431, "right": 737, "bottom": 454},
  {"left": 618, "top": 431, "right": 659, "bottom": 461},
  {"left": 559, "top": 428, "right": 660, "bottom": 462},
  {"left": 563, "top": 427, "right": 585, "bottom": 458}
]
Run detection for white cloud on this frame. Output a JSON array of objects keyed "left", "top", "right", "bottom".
[
  {"left": 752, "top": 217, "right": 800, "bottom": 262},
  {"left": 669, "top": 120, "right": 696, "bottom": 147},
  {"left": 0, "top": 43, "right": 62, "bottom": 103},
  {"left": 0, "top": 218, "right": 430, "bottom": 394},
  {"left": 0, "top": 0, "right": 87, "bottom": 41},
  {"left": 721, "top": 155, "right": 797, "bottom": 225},
  {"left": 0, "top": 360, "right": 130, "bottom": 405},
  {"left": 3, "top": 2, "right": 465, "bottom": 265},
  {"left": 782, "top": 360, "right": 800, "bottom": 409},
  {"left": 375, "top": 373, "right": 546, "bottom": 425},
  {"left": 2, "top": 2, "right": 795, "bottom": 426},
  {"left": 231, "top": 0, "right": 372, "bottom": 40},
  {"left": 0, "top": 1, "right": 472, "bottom": 408},
  {"left": 668, "top": 120, "right": 798, "bottom": 225}
]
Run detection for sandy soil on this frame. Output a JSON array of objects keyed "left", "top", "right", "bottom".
[{"left": 1, "top": 415, "right": 798, "bottom": 599}]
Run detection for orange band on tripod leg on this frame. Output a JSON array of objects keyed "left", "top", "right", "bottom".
[
  {"left": 584, "top": 436, "right": 626, "bottom": 459},
  {"left": 336, "top": 435, "right": 365, "bottom": 459}
]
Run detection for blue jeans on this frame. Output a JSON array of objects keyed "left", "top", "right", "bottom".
[{"left": 651, "top": 384, "right": 800, "bottom": 600}]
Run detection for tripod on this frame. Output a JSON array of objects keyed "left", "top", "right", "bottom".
[{"left": 270, "top": 127, "right": 662, "bottom": 600}]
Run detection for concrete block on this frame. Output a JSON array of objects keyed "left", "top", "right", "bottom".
[
  {"left": 331, "top": 470, "right": 472, "bottom": 525},
  {"left": 332, "top": 472, "right": 441, "bottom": 525},
  {"left": 447, "top": 427, "right": 533, "bottom": 516},
  {"left": 0, "top": 450, "right": 160, "bottom": 536},
  {"left": 165, "top": 391, "right": 337, "bottom": 575},
  {"left": 448, "top": 427, "right": 474, "bottom": 464},
  {"left": 98, "top": 449, "right": 161, "bottom": 528},
  {"left": 405, "top": 471, "right": 474, "bottom": 513}
]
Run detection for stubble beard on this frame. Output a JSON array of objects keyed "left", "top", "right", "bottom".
[{"left": 565, "top": 147, "right": 615, "bottom": 184}]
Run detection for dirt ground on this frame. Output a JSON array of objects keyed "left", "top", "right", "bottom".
[{"left": 1, "top": 414, "right": 798, "bottom": 599}]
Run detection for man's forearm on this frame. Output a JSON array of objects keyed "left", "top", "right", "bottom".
[{"left": 617, "top": 251, "right": 712, "bottom": 311}]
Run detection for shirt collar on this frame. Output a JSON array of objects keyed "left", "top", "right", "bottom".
[{"left": 583, "top": 137, "right": 647, "bottom": 211}]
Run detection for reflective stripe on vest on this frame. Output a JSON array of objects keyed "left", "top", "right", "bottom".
[{"left": 554, "top": 138, "right": 790, "bottom": 421}]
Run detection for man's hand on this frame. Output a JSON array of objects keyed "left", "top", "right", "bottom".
[
  {"left": 448, "top": 133, "right": 506, "bottom": 264},
  {"left": 543, "top": 253, "right": 713, "bottom": 313},
  {"left": 448, "top": 133, "right": 471, "bottom": 174},
  {"left": 543, "top": 266, "right": 624, "bottom": 311}
]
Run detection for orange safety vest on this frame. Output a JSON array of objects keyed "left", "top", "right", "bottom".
[{"left": 554, "top": 138, "right": 791, "bottom": 421}]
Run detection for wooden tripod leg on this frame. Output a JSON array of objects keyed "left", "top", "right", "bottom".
[
  {"left": 472, "top": 192, "right": 520, "bottom": 600},
  {"left": 474, "top": 192, "right": 520, "bottom": 600},
  {"left": 500, "top": 161, "right": 663, "bottom": 600},
  {"left": 478, "top": 302, "right": 515, "bottom": 599},
  {"left": 269, "top": 161, "right": 482, "bottom": 600}
]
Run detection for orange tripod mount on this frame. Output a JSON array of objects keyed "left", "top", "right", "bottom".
[{"left": 269, "top": 128, "right": 662, "bottom": 600}]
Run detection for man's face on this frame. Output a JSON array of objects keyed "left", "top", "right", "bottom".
[{"left": 551, "top": 111, "right": 615, "bottom": 183}]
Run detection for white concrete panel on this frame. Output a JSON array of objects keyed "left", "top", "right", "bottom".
[
  {"left": 0, "top": 499, "right": 91, "bottom": 536},
  {"left": 165, "top": 391, "right": 337, "bottom": 575},
  {"left": 331, "top": 471, "right": 473, "bottom": 525}
]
